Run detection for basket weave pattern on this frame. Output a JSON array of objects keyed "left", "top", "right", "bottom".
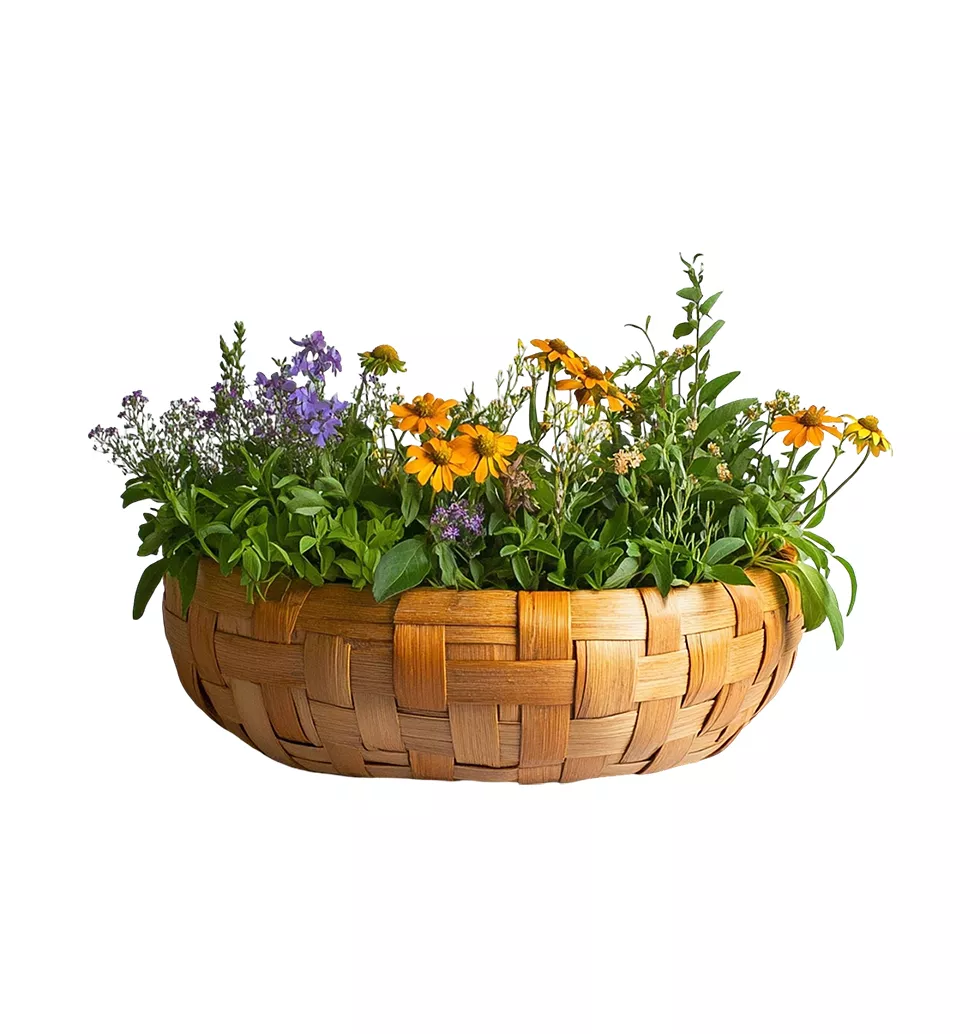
[{"left": 162, "top": 562, "right": 803, "bottom": 782}]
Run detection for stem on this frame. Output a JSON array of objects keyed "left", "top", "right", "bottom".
[
  {"left": 799, "top": 450, "right": 841, "bottom": 509},
  {"left": 807, "top": 450, "right": 870, "bottom": 519},
  {"left": 625, "top": 323, "right": 657, "bottom": 361}
]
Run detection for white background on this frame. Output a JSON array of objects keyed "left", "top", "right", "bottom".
[{"left": 2, "top": 2, "right": 978, "bottom": 1031}]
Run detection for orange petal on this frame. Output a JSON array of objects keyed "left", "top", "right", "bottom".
[
  {"left": 496, "top": 435, "right": 518, "bottom": 456},
  {"left": 806, "top": 426, "right": 823, "bottom": 445}
]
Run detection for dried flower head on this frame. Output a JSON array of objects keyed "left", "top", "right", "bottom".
[
  {"left": 500, "top": 453, "right": 538, "bottom": 517},
  {"left": 716, "top": 462, "right": 733, "bottom": 482},
  {"left": 612, "top": 447, "right": 645, "bottom": 475}
]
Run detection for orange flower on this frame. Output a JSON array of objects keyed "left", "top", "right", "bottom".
[
  {"left": 556, "top": 359, "right": 634, "bottom": 410},
  {"left": 771, "top": 405, "right": 842, "bottom": 447},
  {"left": 404, "top": 437, "right": 472, "bottom": 492},
  {"left": 390, "top": 393, "right": 457, "bottom": 435},
  {"left": 454, "top": 424, "right": 519, "bottom": 483},
  {"left": 528, "top": 338, "right": 578, "bottom": 368}
]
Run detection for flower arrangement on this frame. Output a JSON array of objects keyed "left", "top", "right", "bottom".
[{"left": 91, "top": 255, "right": 889, "bottom": 647}]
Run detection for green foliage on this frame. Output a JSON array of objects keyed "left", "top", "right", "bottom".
[{"left": 94, "top": 255, "right": 887, "bottom": 650}]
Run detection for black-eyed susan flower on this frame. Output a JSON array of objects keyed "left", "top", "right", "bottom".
[
  {"left": 556, "top": 359, "right": 635, "bottom": 411},
  {"left": 843, "top": 415, "right": 891, "bottom": 456},
  {"left": 454, "top": 423, "right": 519, "bottom": 483},
  {"left": 390, "top": 393, "right": 457, "bottom": 435},
  {"left": 528, "top": 338, "right": 578, "bottom": 367},
  {"left": 771, "top": 405, "right": 842, "bottom": 447},
  {"left": 359, "top": 344, "right": 406, "bottom": 375},
  {"left": 404, "top": 437, "right": 473, "bottom": 492}
]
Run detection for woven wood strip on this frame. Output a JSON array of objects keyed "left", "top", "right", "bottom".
[
  {"left": 518, "top": 592, "right": 572, "bottom": 771},
  {"left": 161, "top": 562, "right": 801, "bottom": 782}
]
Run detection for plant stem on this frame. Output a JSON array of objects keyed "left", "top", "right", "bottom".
[{"left": 807, "top": 450, "right": 870, "bottom": 519}]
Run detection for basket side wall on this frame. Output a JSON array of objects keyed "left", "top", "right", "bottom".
[{"left": 162, "top": 563, "right": 803, "bottom": 782}]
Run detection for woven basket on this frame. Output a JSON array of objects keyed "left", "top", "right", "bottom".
[{"left": 162, "top": 560, "right": 803, "bottom": 782}]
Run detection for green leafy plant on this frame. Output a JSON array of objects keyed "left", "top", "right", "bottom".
[{"left": 90, "top": 255, "right": 891, "bottom": 647}]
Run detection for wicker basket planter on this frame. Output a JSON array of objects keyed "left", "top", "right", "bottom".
[{"left": 162, "top": 560, "right": 803, "bottom": 782}]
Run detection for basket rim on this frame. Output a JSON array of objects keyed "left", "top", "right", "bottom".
[{"left": 173, "top": 558, "right": 787, "bottom": 606}]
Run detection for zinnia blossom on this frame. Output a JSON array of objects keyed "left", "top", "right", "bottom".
[
  {"left": 843, "top": 415, "right": 891, "bottom": 456},
  {"left": 391, "top": 393, "right": 457, "bottom": 435},
  {"left": 453, "top": 423, "right": 519, "bottom": 483},
  {"left": 404, "top": 437, "right": 473, "bottom": 492},
  {"left": 771, "top": 405, "right": 842, "bottom": 447}
]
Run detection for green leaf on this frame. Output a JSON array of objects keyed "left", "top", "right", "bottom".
[
  {"left": 673, "top": 321, "right": 696, "bottom": 339},
  {"left": 651, "top": 551, "right": 672, "bottom": 597},
  {"left": 728, "top": 505, "right": 748, "bottom": 537},
  {"left": 434, "top": 542, "right": 460, "bottom": 587},
  {"left": 707, "top": 563, "right": 754, "bottom": 586},
  {"left": 806, "top": 564, "right": 844, "bottom": 649},
  {"left": 604, "top": 556, "right": 639, "bottom": 588},
  {"left": 599, "top": 503, "right": 629, "bottom": 547},
  {"left": 677, "top": 286, "right": 701, "bottom": 301},
  {"left": 132, "top": 557, "right": 169, "bottom": 620},
  {"left": 700, "top": 291, "right": 723, "bottom": 315},
  {"left": 230, "top": 497, "right": 263, "bottom": 530},
  {"left": 241, "top": 547, "right": 262, "bottom": 581},
  {"left": 268, "top": 542, "right": 292, "bottom": 566},
  {"left": 196, "top": 522, "right": 232, "bottom": 540},
  {"left": 804, "top": 530, "right": 835, "bottom": 552},
  {"left": 499, "top": 544, "right": 520, "bottom": 557},
  {"left": 524, "top": 538, "right": 561, "bottom": 559},
  {"left": 511, "top": 553, "right": 534, "bottom": 589},
  {"left": 372, "top": 538, "right": 431, "bottom": 602},
  {"left": 698, "top": 319, "right": 725, "bottom": 347},
  {"left": 121, "top": 482, "right": 157, "bottom": 508},
  {"left": 832, "top": 554, "right": 859, "bottom": 616},
  {"left": 401, "top": 478, "right": 422, "bottom": 526},
  {"left": 692, "top": 397, "right": 756, "bottom": 448},
  {"left": 345, "top": 454, "right": 366, "bottom": 503},
  {"left": 176, "top": 553, "right": 199, "bottom": 616},
  {"left": 699, "top": 371, "right": 740, "bottom": 406},
  {"left": 704, "top": 537, "right": 745, "bottom": 566}
]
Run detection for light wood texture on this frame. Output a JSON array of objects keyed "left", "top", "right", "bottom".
[{"left": 162, "top": 560, "right": 801, "bottom": 782}]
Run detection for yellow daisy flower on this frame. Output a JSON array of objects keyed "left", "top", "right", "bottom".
[
  {"left": 390, "top": 393, "right": 457, "bottom": 435},
  {"left": 404, "top": 437, "right": 472, "bottom": 492},
  {"left": 843, "top": 415, "right": 891, "bottom": 456},
  {"left": 454, "top": 424, "right": 519, "bottom": 483}
]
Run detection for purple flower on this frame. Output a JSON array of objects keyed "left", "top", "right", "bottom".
[
  {"left": 430, "top": 499, "right": 485, "bottom": 544},
  {"left": 288, "top": 331, "right": 342, "bottom": 380}
]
